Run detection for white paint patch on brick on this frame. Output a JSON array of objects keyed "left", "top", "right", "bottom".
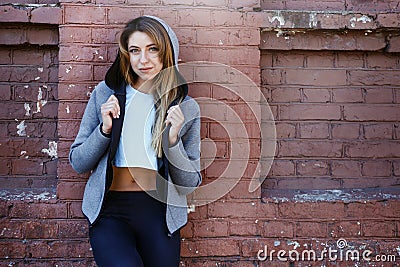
[
  {"left": 269, "top": 11, "right": 285, "bottom": 27},
  {"left": 16, "top": 120, "right": 26, "bottom": 136},
  {"left": 0, "top": 190, "right": 56, "bottom": 201},
  {"left": 24, "top": 103, "right": 31, "bottom": 116},
  {"left": 41, "top": 141, "right": 58, "bottom": 159},
  {"left": 350, "top": 15, "right": 373, "bottom": 28}
]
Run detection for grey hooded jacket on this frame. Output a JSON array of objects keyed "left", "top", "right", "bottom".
[{"left": 69, "top": 16, "right": 202, "bottom": 235}]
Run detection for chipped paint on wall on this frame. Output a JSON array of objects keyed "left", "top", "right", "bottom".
[
  {"left": 0, "top": 189, "right": 56, "bottom": 201},
  {"left": 16, "top": 120, "right": 26, "bottom": 136},
  {"left": 41, "top": 141, "right": 57, "bottom": 159},
  {"left": 350, "top": 15, "right": 372, "bottom": 28},
  {"left": 268, "top": 11, "right": 285, "bottom": 27},
  {"left": 24, "top": 103, "right": 31, "bottom": 116}
]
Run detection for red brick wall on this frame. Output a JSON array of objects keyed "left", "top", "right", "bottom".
[{"left": 1, "top": 1, "right": 400, "bottom": 266}]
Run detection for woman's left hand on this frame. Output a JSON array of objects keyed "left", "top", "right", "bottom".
[{"left": 165, "top": 105, "right": 184, "bottom": 146}]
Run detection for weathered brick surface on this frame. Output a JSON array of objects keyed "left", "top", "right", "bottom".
[{"left": 1, "top": 1, "right": 399, "bottom": 266}]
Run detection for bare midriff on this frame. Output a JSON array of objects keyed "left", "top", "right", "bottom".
[{"left": 110, "top": 166, "right": 157, "bottom": 191}]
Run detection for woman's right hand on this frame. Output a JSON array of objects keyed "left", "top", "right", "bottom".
[{"left": 100, "top": 95, "right": 120, "bottom": 134}]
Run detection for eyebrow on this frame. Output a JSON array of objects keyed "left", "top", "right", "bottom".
[{"left": 128, "top": 43, "right": 157, "bottom": 49}]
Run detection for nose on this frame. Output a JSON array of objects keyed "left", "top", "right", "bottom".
[{"left": 139, "top": 50, "right": 149, "bottom": 63}]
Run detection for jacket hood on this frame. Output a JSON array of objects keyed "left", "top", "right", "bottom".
[{"left": 105, "top": 16, "right": 187, "bottom": 102}]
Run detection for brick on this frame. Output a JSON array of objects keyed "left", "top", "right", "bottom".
[
  {"left": 337, "top": 52, "right": 364, "bottom": 68},
  {"left": 0, "top": 5, "right": 29, "bottom": 23},
  {"left": 363, "top": 221, "right": 396, "bottom": 237},
  {"left": 208, "top": 200, "right": 258, "bottom": 218},
  {"left": 277, "top": 177, "right": 340, "bottom": 190},
  {"left": 29, "top": 240, "right": 92, "bottom": 258},
  {"left": 362, "top": 160, "right": 392, "bottom": 177},
  {"left": 364, "top": 123, "right": 393, "bottom": 139},
  {"left": 107, "top": 7, "right": 142, "bottom": 24},
  {"left": 349, "top": 70, "right": 400, "bottom": 86},
  {"left": 211, "top": 10, "right": 244, "bottom": 26},
  {"left": 69, "top": 201, "right": 85, "bottom": 219},
  {"left": 229, "top": 0, "right": 260, "bottom": 9},
  {"left": 26, "top": 28, "right": 58, "bottom": 46},
  {"left": 285, "top": 69, "right": 347, "bottom": 86},
  {"left": 92, "top": 27, "right": 121, "bottom": 44},
  {"left": 278, "top": 140, "right": 342, "bottom": 157},
  {"left": 269, "top": 160, "right": 295, "bottom": 176},
  {"left": 0, "top": 241, "right": 27, "bottom": 259},
  {"left": 0, "top": 84, "right": 11, "bottom": 100},
  {"left": 226, "top": 27, "right": 260, "bottom": 46},
  {"left": 225, "top": 178, "right": 261, "bottom": 199},
  {"left": 275, "top": 122, "right": 296, "bottom": 139},
  {"left": 30, "top": 7, "right": 62, "bottom": 24},
  {"left": 181, "top": 238, "right": 239, "bottom": 257},
  {"left": 229, "top": 220, "right": 260, "bottom": 236},
  {"left": 331, "top": 123, "right": 360, "bottom": 139},
  {"left": 0, "top": 49, "right": 11, "bottom": 64},
  {"left": 59, "top": 45, "right": 107, "bottom": 63},
  {"left": 193, "top": 219, "right": 228, "bottom": 237},
  {"left": 65, "top": 6, "right": 106, "bottom": 24},
  {"left": 261, "top": 69, "right": 284, "bottom": 85},
  {"left": 299, "top": 123, "right": 329, "bottom": 139},
  {"left": 278, "top": 202, "right": 345, "bottom": 219},
  {"left": 332, "top": 88, "right": 363, "bottom": 103},
  {"left": 376, "top": 13, "right": 400, "bottom": 28},
  {"left": 302, "top": 89, "right": 331, "bottom": 103},
  {"left": 163, "top": 0, "right": 193, "bottom": 5},
  {"left": 388, "top": 36, "right": 400, "bottom": 53},
  {"left": 394, "top": 160, "right": 400, "bottom": 176},
  {"left": 195, "top": 0, "right": 227, "bottom": 7},
  {"left": 57, "top": 181, "right": 85, "bottom": 200},
  {"left": 297, "top": 160, "right": 329, "bottom": 176},
  {"left": 23, "top": 220, "right": 58, "bottom": 239},
  {"left": 59, "top": 26, "right": 92, "bottom": 44},
  {"left": 344, "top": 105, "right": 400, "bottom": 122},
  {"left": 0, "top": 28, "right": 26, "bottom": 45},
  {"left": 196, "top": 28, "right": 228, "bottom": 46},
  {"left": 345, "top": 141, "right": 400, "bottom": 158},
  {"left": 11, "top": 159, "right": 43, "bottom": 175},
  {"left": 211, "top": 47, "right": 259, "bottom": 66},
  {"left": 367, "top": 53, "right": 398, "bottom": 69},
  {"left": 270, "top": 87, "right": 301, "bottom": 102},
  {"left": 280, "top": 104, "right": 341, "bottom": 120},
  {"left": 59, "top": 64, "right": 93, "bottom": 82},
  {"left": 10, "top": 203, "right": 67, "bottom": 219},
  {"left": 365, "top": 88, "right": 393, "bottom": 103},
  {"left": 285, "top": 0, "right": 345, "bottom": 11},
  {"left": 57, "top": 220, "right": 88, "bottom": 238},
  {"left": 328, "top": 220, "right": 361, "bottom": 238},
  {"left": 263, "top": 220, "right": 294, "bottom": 237},
  {"left": 272, "top": 52, "right": 305, "bottom": 67},
  {"left": 306, "top": 52, "right": 335, "bottom": 68},
  {"left": 0, "top": 220, "right": 23, "bottom": 238},
  {"left": 295, "top": 221, "right": 327, "bottom": 237},
  {"left": 178, "top": 9, "right": 211, "bottom": 26}
]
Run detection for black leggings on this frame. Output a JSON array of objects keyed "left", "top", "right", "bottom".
[{"left": 89, "top": 191, "right": 181, "bottom": 267}]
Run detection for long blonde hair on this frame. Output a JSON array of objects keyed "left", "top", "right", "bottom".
[{"left": 118, "top": 16, "right": 183, "bottom": 157}]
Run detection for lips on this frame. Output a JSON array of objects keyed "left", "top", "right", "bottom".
[{"left": 139, "top": 67, "right": 153, "bottom": 72}]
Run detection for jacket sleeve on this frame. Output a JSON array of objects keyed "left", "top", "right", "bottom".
[
  {"left": 167, "top": 98, "right": 202, "bottom": 195},
  {"left": 69, "top": 85, "right": 111, "bottom": 174}
]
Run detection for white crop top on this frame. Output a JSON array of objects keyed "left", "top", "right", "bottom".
[{"left": 113, "top": 84, "right": 157, "bottom": 170}]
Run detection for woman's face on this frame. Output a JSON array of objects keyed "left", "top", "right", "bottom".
[{"left": 128, "top": 31, "right": 163, "bottom": 88}]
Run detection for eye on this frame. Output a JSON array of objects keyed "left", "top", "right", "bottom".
[
  {"left": 129, "top": 48, "right": 140, "bottom": 54},
  {"left": 149, "top": 46, "right": 159, "bottom": 52}
]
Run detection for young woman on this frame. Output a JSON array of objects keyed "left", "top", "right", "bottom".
[{"left": 69, "top": 16, "right": 202, "bottom": 267}]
